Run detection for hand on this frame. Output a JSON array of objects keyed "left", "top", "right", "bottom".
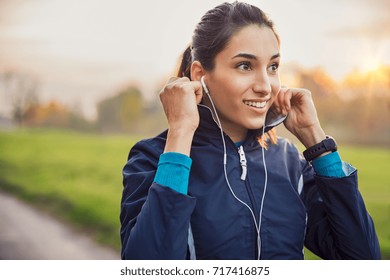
[
  {"left": 274, "top": 87, "right": 326, "bottom": 148},
  {"left": 160, "top": 77, "right": 203, "bottom": 133},
  {"left": 159, "top": 77, "right": 203, "bottom": 155}
]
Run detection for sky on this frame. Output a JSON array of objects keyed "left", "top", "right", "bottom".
[{"left": 0, "top": 0, "right": 389, "bottom": 119}]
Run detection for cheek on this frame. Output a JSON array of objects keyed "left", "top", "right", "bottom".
[
  {"left": 213, "top": 78, "right": 244, "bottom": 105},
  {"left": 270, "top": 76, "right": 281, "bottom": 96}
]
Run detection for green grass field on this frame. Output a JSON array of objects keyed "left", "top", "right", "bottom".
[{"left": 0, "top": 129, "right": 389, "bottom": 259}]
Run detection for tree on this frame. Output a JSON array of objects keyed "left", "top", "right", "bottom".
[
  {"left": 340, "top": 66, "right": 390, "bottom": 144},
  {"left": 97, "top": 86, "right": 143, "bottom": 133},
  {"left": 0, "top": 71, "right": 40, "bottom": 126},
  {"left": 295, "top": 67, "right": 344, "bottom": 126}
]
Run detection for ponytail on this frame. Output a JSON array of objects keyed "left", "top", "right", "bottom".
[{"left": 177, "top": 45, "right": 192, "bottom": 78}]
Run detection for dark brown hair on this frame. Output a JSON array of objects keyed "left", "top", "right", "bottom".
[{"left": 177, "top": 1, "right": 279, "bottom": 78}]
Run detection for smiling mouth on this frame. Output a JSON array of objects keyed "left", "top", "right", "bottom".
[{"left": 243, "top": 100, "right": 267, "bottom": 109}]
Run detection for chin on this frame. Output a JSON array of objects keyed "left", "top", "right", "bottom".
[{"left": 245, "top": 118, "right": 266, "bottom": 130}]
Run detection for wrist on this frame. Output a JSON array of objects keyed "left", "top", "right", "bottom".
[
  {"left": 295, "top": 124, "right": 326, "bottom": 148},
  {"left": 303, "top": 136, "right": 337, "bottom": 162},
  {"left": 164, "top": 128, "right": 195, "bottom": 156}
]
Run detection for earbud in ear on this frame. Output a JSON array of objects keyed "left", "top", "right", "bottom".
[{"left": 200, "top": 76, "right": 210, "bottom": 95}]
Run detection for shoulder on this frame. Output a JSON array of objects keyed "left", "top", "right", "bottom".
[
  {"left": 269, "top": 136, "right": 301, "bottom": 155},
  {"left": 124, "top": 130, "right": 167, "bottom": 171},
  {"left": 267, "top": 136, "right": 307, "bottom": 169},
  {"left": 129, "top": 131, "right": 167, "bottom": 157},
  {"left": 273, "top": 137, "right": 315, "bottom": 178}
]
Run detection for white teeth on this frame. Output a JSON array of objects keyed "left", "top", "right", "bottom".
[{"left": 244, "top": 101, "right": 267, "bottom": 108}]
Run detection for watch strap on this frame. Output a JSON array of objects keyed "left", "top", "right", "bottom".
[{"left": 303, "top": 136, "right": 337, "bottom": 162}]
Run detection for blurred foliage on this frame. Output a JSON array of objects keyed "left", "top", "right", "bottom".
[
  {"left": 96, "top": 85, "right": 167, "bottom": 135},
  {"left": 13, "top": 100, "right": 96, "bottom": 132},
  {"left": 0, "top": 71, "right": 40, "bottom": 126},
  {"left": 97, "top": 87, "right": 143, "bottom": 133}
]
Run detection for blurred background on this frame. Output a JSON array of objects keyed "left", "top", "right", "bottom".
[{"left": 0, "top": 0, "right": 389, "bottom": 259}]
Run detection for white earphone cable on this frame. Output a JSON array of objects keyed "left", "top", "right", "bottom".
[{"left": 257, "top": 124, "right": 267, "bottom": 260}]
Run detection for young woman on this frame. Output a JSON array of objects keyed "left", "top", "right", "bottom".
[{"left": 120, "top": 1, "right": 380, "bottom": 260}]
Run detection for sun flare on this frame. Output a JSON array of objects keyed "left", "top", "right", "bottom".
[{"left": 361, "top": 56, "right": 382, "bottom": 73}]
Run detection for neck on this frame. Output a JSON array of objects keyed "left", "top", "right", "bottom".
[
  {"left": 222, "top": 126, "right": 247, "bottom": 143},
  {"left": 200, "top": 101, "right": 248, "bottom": 143}
]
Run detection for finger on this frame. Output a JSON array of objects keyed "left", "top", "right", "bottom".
[
  {"left": 272, "top": 93, "right": 282, "bottom": 114},
  {"left": 161, "top": 77, "right": 181, "bottom": 95},
  {"left": 190, "top": 80, "right": 202, "bottom": 93},
  {"left": 276, "top": 87, "right": 288, "bottom": 115},
  {"left": 284, "top": 89, "right": 292, "bottom": 111},
  {"left": 166, "top": 77, "right": 191, "bottom": 88},
  {"left": 167, "top": 76, "right": 180, "bottom": 85},
  {"left": 190, "top": 81, "right": 203, "bottom": 104},
  {"left": 273, "top": 89, "right": 284, "bottom": 114},
  {"left": 278, "top": 88, "right": 292, "bottom": 116}
]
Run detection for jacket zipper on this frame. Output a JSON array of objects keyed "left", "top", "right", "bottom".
[
  {"left": 236, "top": 145, "right": 258, "bottom": 217},
  {"left": 236, "top": 145, "right": 258, "bottom": 216},
  {"left": 238, "top": 145, "right": 247, "bottom": 180}
]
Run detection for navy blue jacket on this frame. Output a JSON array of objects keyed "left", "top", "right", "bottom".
[{"left": 121, "top": 106, "right": 381, "bottom": 260}]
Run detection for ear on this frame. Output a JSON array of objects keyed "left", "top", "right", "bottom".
[{"left": 190, "top": 61, "right": 205, "bottom": 81}]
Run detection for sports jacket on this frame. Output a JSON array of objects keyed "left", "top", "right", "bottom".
[{"left": 120, "top": 105, "right": 381, "bottom": 260}]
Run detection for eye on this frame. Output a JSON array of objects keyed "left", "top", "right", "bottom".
[
  {"left": 236, "top": 61, "right": 252, "bottom": 71},
  {"left": 268, "top": 63, "right": 279, "bottom": 73}
]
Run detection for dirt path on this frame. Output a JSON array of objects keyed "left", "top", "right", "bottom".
[{"left": 0, "top": 191, "right": 120, "bottom": 259}]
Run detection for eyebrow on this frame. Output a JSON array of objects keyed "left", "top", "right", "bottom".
[{"left": 232, "top": 52, "right": 280, "bottom": 61}]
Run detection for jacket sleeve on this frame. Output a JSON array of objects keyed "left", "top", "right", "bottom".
[
  {"left": 301, "top": 160, "right": 381, "bottom": 259},
  {"left": 120, "top": 140, "right": 196, "bottom": 259}
]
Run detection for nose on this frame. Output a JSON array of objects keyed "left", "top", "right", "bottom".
[{"left": 252, "top": 70, "right": 271, "bottom": 96}]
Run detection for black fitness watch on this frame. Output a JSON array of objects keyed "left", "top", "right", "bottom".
[{"left": 303, "top": 136, "right": 337, "bottom": 162}]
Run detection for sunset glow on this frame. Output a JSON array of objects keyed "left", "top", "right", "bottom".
[{"left": 361, "top": 52, "right": 383, "bottom": 74}]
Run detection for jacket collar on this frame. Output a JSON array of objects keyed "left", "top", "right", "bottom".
[{"left": 197, "top": 105, "right": 221, "bottom": 137}]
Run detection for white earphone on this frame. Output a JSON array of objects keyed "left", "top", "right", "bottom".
[
  {"left": 200, "top": 76, "right": 210, "bottom": 95},
  {"left": 200, "top": 76, "right": 268, "bottom": 260}
]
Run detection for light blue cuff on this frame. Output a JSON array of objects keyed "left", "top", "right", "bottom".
[
  {"left": 312, "top": 151, "right": 346, "bottom": 178},
  {"left": 153, "top": 152, "right": 192, "bottom": 194}
]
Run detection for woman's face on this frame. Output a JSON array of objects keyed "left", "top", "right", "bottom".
[{"left": 204, "top": 25, "right": 281, "bottom": 142}]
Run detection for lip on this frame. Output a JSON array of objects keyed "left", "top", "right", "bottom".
[
  {"left": 243, "top": 99, "right": 270, "bottom": 110},
  {"left": 243, "top": 99, "right": 270, "bottom": 103}
]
